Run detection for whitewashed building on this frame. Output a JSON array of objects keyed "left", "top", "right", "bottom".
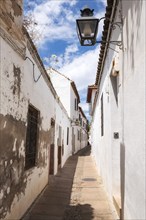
[
  {"left": 48, "top": 68, "right": 88, "bottom": 154},
  {"left": 0, "top": 0, "right": 73, "bottom": 219},
  {"left": 53, "top": 99, "right": 72, "bottom": 175},
  {"left": 78, "top": 107, "right": 88, "bottom": 150},
  {"left": 87, "top": 0, "right": 146, "bottom": 219}
]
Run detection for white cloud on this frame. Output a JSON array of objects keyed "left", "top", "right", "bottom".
[
  {"left": 45, "top": 45, "right": 100, "bottom": 118},
  {"left": 25, "top": 0, "right": 78, "bottom": 45},
  {"left": 64, "top": 44, "right": 79, "bottom": 64},
  {"left": 42, "top": 43, "right": 79, "bottom": 68},
  {"left": 24, "top": 0, "right": 106, "bottom": 118},
  {"left": 24, "top": 0, "right": 106, "bottom": 46},
  {"left": 95, "top": 0, "right": 107, "bottom": 7},
  {"left": 59, "top": 46, "right": 100, "bottom": 92}
]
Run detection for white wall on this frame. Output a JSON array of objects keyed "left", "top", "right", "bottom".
[
  {"left": 91, "top": 89, "right": 97, "bottom": 110},
  {"left": 121, "top": 1, "right": 146, "bottom": 219},
  {"left": 90, "top": 0, "right": 146, "bottom": 219},
  {"left": 48, "top": 69, "right": 71, "bottom": 117},
  {"left": 70, "top": 85, "right": 79, "bottom": 121},
  {"left": 54, "top": 100, "right": 72, "bottom": 174},
  {"left": 0, "top": 35, "right": 56, "bottom": 219},
  {"left": 80, "top": 113, "right": 88, "bottom": 150},
  {"left": 91, "top": 76, "right": 113, "bottom": 196},
  {"left": 0, "top": 32, "right": 74, "bottom": 220}
]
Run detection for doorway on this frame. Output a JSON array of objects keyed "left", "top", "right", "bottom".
[
  {"left": 49, "top": 144, "right": 54, "bottom": 175},
  {"left": 49, "top": 119, "right": 55, "bottom": 175},
  {"left": 58, "top": 145, "right": 62, "bottom": 169},
  {"left": 72, "top": 127, "right": 75, "bottom": 154}
]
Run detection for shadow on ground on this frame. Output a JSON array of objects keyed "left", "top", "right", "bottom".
[
  {"left": 21, "top": 145, "right": 95, "bottom": 220},
  {"left": 63, "top": 203, "right": 94, "bottom": 220}
]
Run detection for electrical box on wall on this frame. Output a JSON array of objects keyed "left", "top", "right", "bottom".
[{"left": 114, "top": 132, "right": 119, "bottom": 139}]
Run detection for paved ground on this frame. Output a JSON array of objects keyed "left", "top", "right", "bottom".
[{"left": 22, "top": 146, "right": 118, "bottom": 220}]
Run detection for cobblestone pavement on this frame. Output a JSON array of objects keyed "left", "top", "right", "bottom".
[{"left": 22, "top": 146, "right": 118, "bottom": 220}]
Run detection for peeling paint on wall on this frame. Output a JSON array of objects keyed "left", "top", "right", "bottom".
[
  {"left": 0, "top": 112, "right": 54, "bottom": 219},
  {"left": 0, "top": 0, "right": 24, "bottom": 43},
  {"left": 0, "top": 114, "right": 27, "bottom": 219},
  {"left": 11, "top": 64, "right": 21, "bottom": 97},
  {"left": 10, "top": 0, "right": 22, "bottom": 17},
  {"left": 37, "top": 128, "right": 52, "bottom": 169}
]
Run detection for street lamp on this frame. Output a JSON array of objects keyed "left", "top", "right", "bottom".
[
  {"left": 76, "top": 7, "right": 99, "bottom": 46},
  {"left": 76, "top": 7, "right": 122, "bottom": 47}
]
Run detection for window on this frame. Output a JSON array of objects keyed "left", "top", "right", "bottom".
[
  {"left": 58, "top": 126, "right": 62, "bottom": 146},
  {"left": 101, "top": 94, "right": 104, "bottom": 136},
  {"left": 74, "top": 98, "right": 78, "bottom": 111},
  {"left": 75, "top": 98, "right": 77, "bottom": 110},
  {"left": 80, "top": 132, "right": 82, "bottom": 141},
  {"left": 78, "top": 130, "right": 80, "bottom": 140},
  {"left": 110, "top": 74, "right": 118, "bottom": 105},
  {"left": 79, "top": 114, "right": 81, "bottom": 121},
  {"left": 79, "top": 114, "right": 81, "bottom": 125},
  {"left": 25, "top": 105, "right": 39, "bottom": 170},
  {"left": 76, "top": 99, "right": 78, "bottom": 110},
  {"left": 67, "top": 127, "right": 69, "bottom": 145},
  {"left": 80, "top": 118, "right": 82, "bottom": 126}
]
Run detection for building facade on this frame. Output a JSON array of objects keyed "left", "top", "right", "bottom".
[
  {"left": 48, "top": 68, "right": 88, "bottom": 154},
  {"left": 87, "top": 0, "right": 146, "bottom": 219},
  {"left": 78, "top": 107, "right": 88, "bottom": 150},
  {"left": 0, "top": 1, "right": 88, "bottom": 219}
]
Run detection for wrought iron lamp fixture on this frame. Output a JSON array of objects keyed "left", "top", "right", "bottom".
[{"left": 76, "top": 7, "right": 122, "bottom": 47}]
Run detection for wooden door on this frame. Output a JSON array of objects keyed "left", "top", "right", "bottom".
[
  {"left": 49, "top": 144, "right": 54, "bottom": 175},
  {"left": 58, "top": 146, "right": 62, "bottom": 169}
]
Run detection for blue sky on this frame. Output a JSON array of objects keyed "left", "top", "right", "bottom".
[{"left": 24, "top": 0, "right": 106, "bottom": 119}]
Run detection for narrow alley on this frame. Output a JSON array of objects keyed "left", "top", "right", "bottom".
[
  {"left": 0, "top": 1, "right": 146, "bottom": 219},
  {"left": 22, "top": 146, "right": 117, "bottom": 220}
]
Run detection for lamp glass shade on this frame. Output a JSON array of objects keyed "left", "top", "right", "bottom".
[{"left": 76, "top": 17, "right": 99, "bottom": 46}]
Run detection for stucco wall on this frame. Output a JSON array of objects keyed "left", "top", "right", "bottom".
[
  {"left": 70, "top": 84, "right": 78, "bottom": 121},
  {"left": 48, "top": 69, "right": 71, "bottom": 117},
  {"left": 0, "top": 30, "right": 74, "bottom": 220},
  {"left": 0, "top": 1, "right": 88, "bottom": 219},
  {"left": 53, "top": 100, "right": 72, "bottom": 174},
  {"left": 90, "top": 0, "right": 146, "bottom": 219},
  {"left": 121, "top": 1, "right": 146, "bottom": 219},
  {"left": 0, "top": 35, "right": 56, "bottom": 219},
  {"left": 48, "top": 69, "right": 87, "bottom": 154}
]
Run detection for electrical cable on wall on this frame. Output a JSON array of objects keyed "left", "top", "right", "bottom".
[{"left": 25, "top": 56, "right": 42, "bottom": 82}]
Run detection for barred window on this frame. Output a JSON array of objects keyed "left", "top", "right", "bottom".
[{"left": 25, "top": 105, "right": 39, "bottom": 170}]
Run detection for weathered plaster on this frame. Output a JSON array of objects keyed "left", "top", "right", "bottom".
[
  {"left": 0, "top": 114, "right": 26, "bottom": 219},
  {"left": 90, "top": 1, "right": 146, "bottom": 219},
  {"left": 37, "top": 128, "right": 52, "bottom": 169},
  {"left": 0, "top": 113, "right": 54, "bottom": 219},
  {"left": 0, "top": 0, "right": 24, "bottom": 45},
  {"left": 10, "top": 0, "right": 22, "bottom": 17},
  {"left": 0, "top": 1, "right": 87, "bottom": 218}
]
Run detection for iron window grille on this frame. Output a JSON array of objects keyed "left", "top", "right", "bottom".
[{"left": 25, "top": 105, "right": 39, "bottom": 170}]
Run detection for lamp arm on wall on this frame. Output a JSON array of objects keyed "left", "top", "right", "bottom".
[
  {"left": 99, "top": 17, "right": 122, "bottom": 30},
  {"left": 96, "top": 17, "right": 123, "bottom": 49},
  {"left": 25, "top": 56, "right": 42, "bottom": 82}
]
